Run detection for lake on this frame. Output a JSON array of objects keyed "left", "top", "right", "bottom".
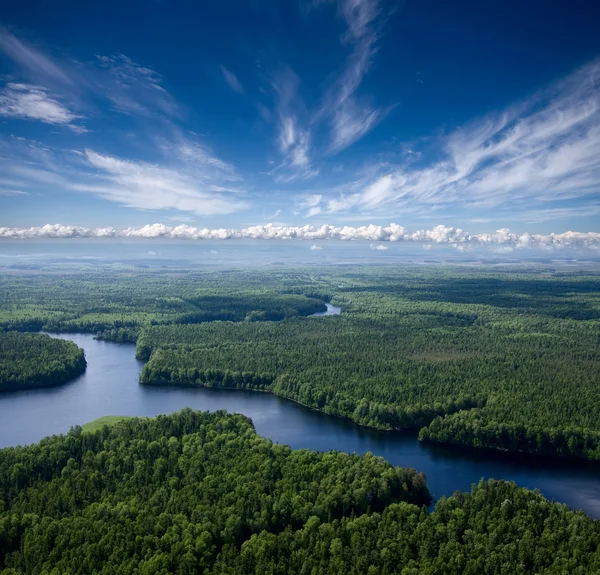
[{"left": 1, "top": 331, "right": 599, "bottom": 518}]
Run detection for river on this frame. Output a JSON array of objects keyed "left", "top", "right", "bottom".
[
  {"left": 310, "top": 303, "right": 342, "bottom": 316},
  {"left": 1, "top": 330, "right": 599, "bottom": 518}
]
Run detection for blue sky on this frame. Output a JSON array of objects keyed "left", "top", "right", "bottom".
[{"left": 1, "top": 0, "right": 600, "bottom": 237}]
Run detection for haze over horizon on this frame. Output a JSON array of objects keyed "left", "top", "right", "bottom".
[{"left": 1, "top": 0, "right": 600, "bottom": 245}]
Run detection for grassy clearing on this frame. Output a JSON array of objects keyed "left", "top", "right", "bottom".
[{"left": 81, "top": 415, "right": 136, "bottom": 433}]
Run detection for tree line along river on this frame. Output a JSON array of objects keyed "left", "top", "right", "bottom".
[{"left": 0, "top": 310, "right": 599, "bottom": 518}]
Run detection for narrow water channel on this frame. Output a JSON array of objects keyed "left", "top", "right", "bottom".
[{"left": 1, "top": 332, "right": 599, "bottom": 518}]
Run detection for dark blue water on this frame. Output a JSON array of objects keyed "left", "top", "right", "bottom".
[{"left": 1, "top": 333, "right": 599, "bottom": 518}]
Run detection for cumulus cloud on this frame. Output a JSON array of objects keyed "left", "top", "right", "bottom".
[
  {"left": 310, "top": 244, "right": 323, "bottom": 250},
  {"left": 370, "top": 243, "right": 388, "bottom": 250},
  {"left": 1, "top": 222, "right": 599, "bottom": 251}
]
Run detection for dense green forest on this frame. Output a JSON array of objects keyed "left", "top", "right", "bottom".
[
  {"left": 0, "top": 271, "right": 327, "bottom": 339},
  {"left": 1, "top": 266, "right": 599, "bottom": 458},
  {"left": 0, "top": 332, "right": 86, "bottom": 392},
  {"left": 1, "top": 410, "right": 599, "bottom": 574}
]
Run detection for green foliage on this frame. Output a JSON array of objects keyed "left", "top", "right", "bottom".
[
  {"left": 1, "top": 411, "right": 599, "bottom": 574},
  {"left": 0, "top": 410, "right": 430, "bottom": 574},
  {"left": 0, "top": 272, "right": 326, "bottom": 336},
  {"left": 224, "top": 479, "right": 600, "bottom": 574},
  {"left": 136, "top": 267, "right": 600, "bottom": 459},
  {"left": 2, "top": 266, "right": 600, "bottom": 459},
  {"left": 0, "top": 332, "right": 86, "bottom": 392}
]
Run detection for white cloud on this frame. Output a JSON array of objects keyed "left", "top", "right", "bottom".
[
  {"left": 0, "top": 83, "right": 84, "bottom": 131},
  {"left": 317, "top": 0, "right": 388, "bottom": 153},
  {"left": 96, "top": 54, "right": 180, "bottom": 118},
  {"left": 79, "top": 150, "right": 247, "bottom": 215},
  {"left": 165, "top": 137, "right": 239, "bottom": 177},
  {"left": 0, "top": 132, "right": 247, "bottom": 217},
  {"left": 370, "top": 243, "right": 388, "bottom": 250},
  {"left": 2, "top": 223, "right": 599, "bottom": 251},
  {"left": 310, "top": 244, "right": 323, "bottom": 250},
  {"left": 453, "top": 243, "right": 473, "bottom": 253},
  {"left": 268, "top": 69, "right": 319, "bottom": 183},
  {"left": 315, "top": 59, "right": 600, "bottom": 217},
  {"left": 221, "top": 66, "right": 244, "bottom": 94},
  {"left": 0, "top": 32, "right": 247, "bottom": 216},
  {"left": 330, "top": 101, "right": 383, "bottom": 153},
  {"left": 0, "top": 29, "right": 181, "bottom": 123},
  {"left": 297, "top": 194, "right": 323, "bottom": 218}
]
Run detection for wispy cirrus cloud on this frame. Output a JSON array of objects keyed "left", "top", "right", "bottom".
[
  {"left": 160, "top": 133, "right": 240, "bottom": 178},
  {"left": 0, "top": 83, "right": 86, "bottom": 131},
  {"left": 0, "top": 134, "right": 248, "bottom": 216},
  {"left": 81, "top": 149, "right": 246, "bottom": 215},
  {"left": 269, "top": 69, "right": 318, "bottom": 183},
  {"left": 317, "top": 0, "right": 390, "bottom": 153},
  {"left": 0, "top": 27, "right": 73, "bottom": 87},
  {"left": 0, "top": 29, "right": 249, "bottom": 217},
  {"left": 299, "top": 59, "right": 600, "bottom": 219},
  {"left": 296, "top": 193, "right": 323, "bottom": 217},
  {"left": 96, "top": 54, "right": 180, "bottom": 117},
  {"left": 221, "top": 66, "right": 244, "bottom": 94},
  {"left": 0, "top": 28, "right": 182, "bottom": 124}
]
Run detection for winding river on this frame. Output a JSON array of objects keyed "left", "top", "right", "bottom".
[{"left": 1, "top": 307, "right": 599, "bottom": 518}]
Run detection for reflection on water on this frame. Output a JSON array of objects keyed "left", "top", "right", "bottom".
[
  {"left": 1, "top": 332, "right": 599, "bottom": 518},
  {"left": 310, "top": 303, "right": 342, "bottom": 316}
]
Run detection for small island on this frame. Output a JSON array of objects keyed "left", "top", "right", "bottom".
[{"left": 0, "top": 332, "right": 86, "bottom": 392}]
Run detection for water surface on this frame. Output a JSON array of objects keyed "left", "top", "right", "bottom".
[
  {"left": 310, "top": 303, "right": 342, "bottom": 316},
  {"left": 1, "top": 332, "right": 599, "bottom": 518}
]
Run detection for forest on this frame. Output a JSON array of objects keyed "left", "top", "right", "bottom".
[
  {"left": 0, "top": 271, "right": 326, "bottom": 339},
  {"left": 1, "top": 266, "right": 599, "bottom": 458},
  {"left": 0, "top": 410, "right": 599, "bottom": 574},
  {"left": 0, "top": 332, "right": 86, "bottom": 392}
]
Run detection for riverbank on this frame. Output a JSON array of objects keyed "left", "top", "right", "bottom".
[{"left": 1, "top": 332, "right": 599, "bottom": 517}]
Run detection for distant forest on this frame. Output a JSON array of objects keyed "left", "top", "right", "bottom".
[{"left": 1, "top": 266, "right": 599, "bottom": 459}]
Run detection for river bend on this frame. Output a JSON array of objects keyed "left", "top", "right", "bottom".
[{"left": 1, "top": 331, "right": 599, "bottom": 518}]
